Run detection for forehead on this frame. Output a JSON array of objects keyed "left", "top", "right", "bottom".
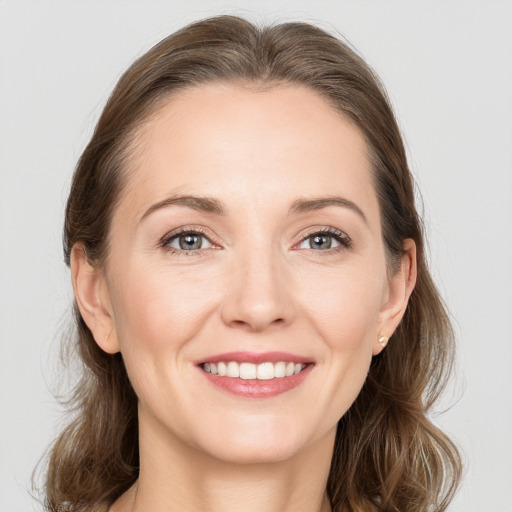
[{"left": 118, "top": 83, "right": 379, "bottom": 224}]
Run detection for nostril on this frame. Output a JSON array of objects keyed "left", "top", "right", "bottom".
[{"left": 229, "top": 316, "right": 286, "bottom": 332}]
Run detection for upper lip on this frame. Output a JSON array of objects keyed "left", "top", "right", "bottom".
[{"left": 195, "top": 351, "right": 313, "bottom": 365}]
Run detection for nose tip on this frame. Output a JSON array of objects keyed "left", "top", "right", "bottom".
[{"left": 220, "top": 257, "right": 293, "bottom": 333}]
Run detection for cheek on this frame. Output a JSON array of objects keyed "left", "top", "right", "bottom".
[
  {"left": 300, "top": 263, "right": 384, "bottom": 350},
  {"left": 296, "top": 265, "right": 384, "bottom": 424},
  {"left": 106, "top": 261, "right": 221, "bottom": 412},
  {"left": 108, "top": 260, "right": 222, "bottom": 356}
]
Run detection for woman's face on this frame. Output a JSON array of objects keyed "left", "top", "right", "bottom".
[{"left": 80, "top": 84, "right": 411, "bottom": 464}]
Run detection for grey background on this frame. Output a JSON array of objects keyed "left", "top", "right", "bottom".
[{"left": 1, "top": 1, "right": 511, "bottom": 510}]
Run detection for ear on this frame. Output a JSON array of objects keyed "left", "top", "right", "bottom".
[
  {"left": 70, "top": 244, "right": 120, "bottom": 354},
  {"left": 373, "top": 238, "right": 417, "bottom": 355}
]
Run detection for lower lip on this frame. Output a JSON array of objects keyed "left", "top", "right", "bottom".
[{"left": 199, "top": 364, "right": 314, "bottom": 398}]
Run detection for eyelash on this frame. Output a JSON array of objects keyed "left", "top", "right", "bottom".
[
  {"left": 160, "top": 226, "right": 215, "bottom": 257},
  {"left": 297, "top": 227, "right": 353, "bottom": 253},
  {"left": 159, "top": 226, "right": 353, "bottom": 257}
]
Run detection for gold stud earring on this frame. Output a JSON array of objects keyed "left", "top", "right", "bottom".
[{"left": 378, "top": 335, "right": 389, "bottom": 348}]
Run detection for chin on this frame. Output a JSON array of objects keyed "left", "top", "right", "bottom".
[
  {"left": 192, "top": 417, "right": 322, "bottom": 466},
  {"left": 204, "top": 439, "right": 303, "bottom": 466}
]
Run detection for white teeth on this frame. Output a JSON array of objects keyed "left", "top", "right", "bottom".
[
  {"left": 257, "top": 362, "right": 274, "bottom": 380},
  {"left": 202, "top": 360, "right": 307, "bottom": 380},
  {"left": 226, "top": 361, "right": 240, "bottom": 378},
  {"left": 217, "top": 361, "right": 227, "bottom": 376},
  {"left": 274, "top": 361, "right": 286, "bottom": 378},
  {"left": 239, "top": 362, "right": 257, "bottom": 380}
]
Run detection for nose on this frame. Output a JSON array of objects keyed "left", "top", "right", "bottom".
[{"left": 220, "top": 245, "right": 295, "bottom": 333}]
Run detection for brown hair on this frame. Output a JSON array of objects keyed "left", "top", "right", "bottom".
[{"left": 43, "top": 15, "right": 461, "bottom": 512}]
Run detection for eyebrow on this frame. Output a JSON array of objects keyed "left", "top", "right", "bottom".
[
  {"left": 289, "top": 196, "right": 369, "bottom": 225},
  {"left": 140, "top": 195, "right": 226, "bottom": 221},
  {"left": 140, "top": 194, "right": 368, "bottom": 225}
]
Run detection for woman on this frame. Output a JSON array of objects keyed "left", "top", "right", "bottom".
[{"left": 43, "top": 15, "right": 461, "bottom": 512}]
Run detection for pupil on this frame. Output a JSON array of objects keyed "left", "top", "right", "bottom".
[
  {"left": 179, "top": 234, "right": 202, "bottom": 250},
  {"left": 311, "top": 234, "right": 331, "bottom": 250}
]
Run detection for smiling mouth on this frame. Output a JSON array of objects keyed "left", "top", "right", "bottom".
[
  {"left": 201, "top": 361, "right": 309, "bottom": 380},
  {"left": 197, "top": 352, "right": 314, "bottom": 398}
]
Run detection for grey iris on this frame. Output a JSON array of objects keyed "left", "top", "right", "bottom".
[
  {"left": 310, "top": 234, "right": 332, "bottom": 250},
  {"left": 179, "top": 234, "right": 202, "bottom": 250}
]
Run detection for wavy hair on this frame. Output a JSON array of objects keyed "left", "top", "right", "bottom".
[{"left": 42, "top": 15, "right": 461, "bottom": 512}]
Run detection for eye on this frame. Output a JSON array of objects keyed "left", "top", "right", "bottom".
[
  {"left": 297, "top": 229, "right": 351, "bottom": 251},
  {"left": 163, "top": 230, "right": 214, "bottom": 251}
]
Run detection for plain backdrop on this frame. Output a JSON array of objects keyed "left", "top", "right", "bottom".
[{"left": 1, "top": 1, "right": 511, "bottom": 510}]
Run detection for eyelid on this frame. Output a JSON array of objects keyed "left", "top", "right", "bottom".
[
  {"left": 159, "top": 225, "right": 221, "bottom": 252},
  {"left": 158, "top": 224, "right": 352, "bottom": 255},
  {"left": 292, "top": 226, "right": 353, "bottom": 251}
]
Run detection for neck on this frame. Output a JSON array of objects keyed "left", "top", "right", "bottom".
[{"left": 111, "top": 409, "right": 335, "bottom": 512}]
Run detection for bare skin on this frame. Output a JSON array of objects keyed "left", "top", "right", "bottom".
[{"left": 72, "top": 84, "right": 416, "bottom": 512}]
